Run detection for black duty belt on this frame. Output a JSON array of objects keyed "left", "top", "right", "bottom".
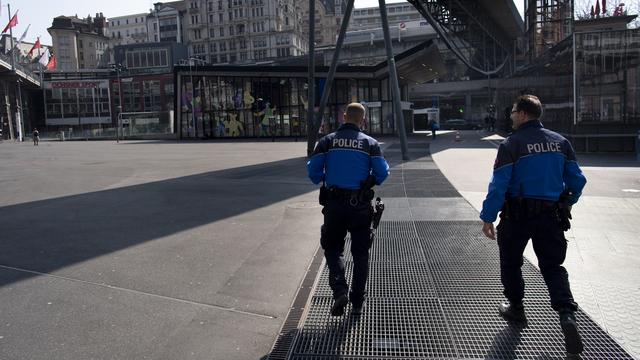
[
  {"left": 327, "top": 187, "right": 360, "bottom": 198},
  {"left": 502, "top": 197, "right": 559, "bottom": 220}
]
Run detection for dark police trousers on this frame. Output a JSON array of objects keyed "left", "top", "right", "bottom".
[
  {"left": 497, "top": 209, "right": 578, "bottom": 312},
  {"left": 321, "top": 196, "right": 373, "bottom": 306}
]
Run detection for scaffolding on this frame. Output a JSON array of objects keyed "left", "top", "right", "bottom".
[{"left": 525, "top": 0, "right": 574, "bottom": 60}]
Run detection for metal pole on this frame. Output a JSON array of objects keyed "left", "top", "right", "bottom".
[
  {"left": 8, "top": 4, "right": 15, "bottom": 71},
  {"left": 379, "top": 0, "right": 409, "bottom": 160},
  {"left": 306, "top": 0, "right": 316, "bottom": 156},
  {"left": 116, "top": 66, "right": 122, "bottom": 143},
  {"left": 315, "top": 0, "right": 355, "bottom": 140},
  {"left": 38, "top": 45, "right": 47, "bottom": 134},
  {"left": 16, "top": 79, "right": 25, "bottom": 141},
  {"left": 572, "top": 32, "right": 577, "bottom": 126},
  {"left": 190, "top": 61, "right": 195, "bottom": 138}
]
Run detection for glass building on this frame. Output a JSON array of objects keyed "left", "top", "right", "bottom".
[
  {"left": 494, "top": 24, "right": 640, "bottom": 152},
  {"left": 175, "top": 40, "right": 444, "bottom": 139}
]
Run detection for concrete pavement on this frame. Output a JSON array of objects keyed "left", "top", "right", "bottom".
[{"left": 0, "top": 140, "right": 322, "bottom": 360}]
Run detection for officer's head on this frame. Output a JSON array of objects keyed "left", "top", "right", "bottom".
[
  {"left": 344, "top": 103, "right": 366, "bottom": 127},
  {"left": 511, "top": 95, "right": 542, "bottom": 130}
]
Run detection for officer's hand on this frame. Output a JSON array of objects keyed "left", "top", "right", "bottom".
[{"left": 482, "top": 222, "right": 496, "bottom": 240}]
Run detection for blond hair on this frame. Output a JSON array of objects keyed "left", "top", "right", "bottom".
[{"left": 344, "top": 103, "right": 365, "bottom": 124}]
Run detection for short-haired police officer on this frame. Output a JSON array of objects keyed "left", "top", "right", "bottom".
[
  {"left": 480, "top": 95, "right": 587, "bottom": 356},
  {"left": 307, "top": 102, "right": 390, "bottom": 316}
]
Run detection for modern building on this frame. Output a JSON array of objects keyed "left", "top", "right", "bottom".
[
  {"left": 48, "top": 14, "right": 111, "bottom": 70},
  {"left": 318, "top": 19, "right": 437, "bottom": 66},
  {"left": 348, "top": 3, "right": 423, "bottom": 30},
  {"left": 181, "top": 0, "right": 308, "bottom": 64},
  {"left": 174, "top": 40, "right": 444, "bottom": 139},
  {"left": 108, "top": 13, "right": 150, "bottom": 46}
]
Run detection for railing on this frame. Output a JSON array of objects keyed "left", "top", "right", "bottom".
[{"left": 0, "top": 51, "right": 41, "bottom": 86}]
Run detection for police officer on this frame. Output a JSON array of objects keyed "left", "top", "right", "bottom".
[
  {"left": 307, "top": 103, "right": 389, "bottom": 316},
  {"left": 480, "top": 95, "right": 587, "bottom": 356}
]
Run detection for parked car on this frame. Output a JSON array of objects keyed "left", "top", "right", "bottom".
[{"left": 441, "top": 119, "right": 481, "bottom": 130}]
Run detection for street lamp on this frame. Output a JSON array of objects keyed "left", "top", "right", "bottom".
[{"left": 110, "top": 63, "right": 127, "bottom": 142}]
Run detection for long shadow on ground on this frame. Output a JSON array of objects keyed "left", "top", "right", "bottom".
[{"left": 0, "top": 157, "right": 314, "bottom": 288}]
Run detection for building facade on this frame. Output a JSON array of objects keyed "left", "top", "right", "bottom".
[
  {"left": 108, "top": 13, "right": 150, "bottom": 46},
  {"left": 174, "top": 41, "right": 441, "bottom": 139},
  {"left": 48, "top": 14, "right": 111, "bottom": 70},
  {"left": 182, "top": 0, "right": 308, "bottom": 64},
  {"left": 147, "top": 2, "right": 187, "bottom": 43},
  {"left": 302, "top": 0, "right": 342, "bottom": 47},
  {"left": 348, "top": 3, "right": 422, "bottom": 31}
]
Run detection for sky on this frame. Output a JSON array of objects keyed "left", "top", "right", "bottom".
[{"left": 6, "top": 0, "right": 525, "bottom": 47}]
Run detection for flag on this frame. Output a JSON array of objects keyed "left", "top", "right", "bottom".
[
  {"left": 38, "top": 47, "right": 50, "bottom": 67},
  {"left": 15, "top": 24, "right": 30, "bottom": 49},
  {"left": 27, "top": 37, "right": 41, "bottom": 57},
  {"left": 595, "top": 0, "right": 601, "bottom": 16},
  {"left": 602, "top": 0, "right": 607, "bottom": 13},
  {"left": 2, "top": 11, "right": 17, "bottom": 34},
  {"left": 46, "top": 55, "right": 57, "bottom": 70}
]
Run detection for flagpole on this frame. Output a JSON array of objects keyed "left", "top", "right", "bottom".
[
  {"left": 7, "top": 3, "right": 14, "bottom": 70},
  {"left": 38, "top": 40, "right": 46, "bottom": 133}
]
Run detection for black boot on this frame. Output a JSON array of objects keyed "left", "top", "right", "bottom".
[
  {"left": 351, "top": 300, "right": 365, "bottom": 316},
  {"left": 331, "top": 293, "right": 348, "bottom": 317},
  {"left": 498, "top": 301, "right": 526, "bottom": 323},
  {"left": 559, "top": 310, "right": 583, "bottom": 355}
]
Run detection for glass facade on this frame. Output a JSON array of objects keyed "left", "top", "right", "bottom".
[
  {"left": 177, "top": 71, "right": 402, "bottom": 139},
  {"left": 44, "top": 80, "right": 112, "bottom": 126},
  {"left": 575, "top": 29, "right": 640, "bottom": 125}
]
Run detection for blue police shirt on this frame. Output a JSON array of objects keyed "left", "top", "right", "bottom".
[
  {"left": 307, "top": 123, "right": 390, "bottom": 189},
  {"left": 480, "top": 120, "right": 587, "bottom": 223}
]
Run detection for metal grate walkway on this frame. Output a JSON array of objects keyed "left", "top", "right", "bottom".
[{"left": 269, "top": 141, "right": 634, "bottom": 360}]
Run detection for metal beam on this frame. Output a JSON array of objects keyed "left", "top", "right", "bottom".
[
  {"left": 306, "top": 0, "right": 317, "bottom": 157},
  {"left": 379, "top": 0, "right": 410, "bottom": 160},
  {"left": 314, "top": 0, "right": 356, "bottom": 142}
]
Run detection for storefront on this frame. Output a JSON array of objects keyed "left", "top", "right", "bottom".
[
  {"left": 42, "top": 70, "right": 175, "bottom": 138},
  {"left": 175, "top": 40, "right": 444, "bottom": 139},
  {"left": 45, "top": 79, "right": 112, "bottom": 126}
]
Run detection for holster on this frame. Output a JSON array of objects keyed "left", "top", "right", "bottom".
[{"left": 319, "top": 186, "right": 328, "bottom": 206}]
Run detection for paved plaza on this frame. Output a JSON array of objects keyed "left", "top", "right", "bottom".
[{"left": 0, "top": 135, "right": 638, "bottom": 359}]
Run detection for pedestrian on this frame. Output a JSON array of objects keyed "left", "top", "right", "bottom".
[
  {"left": 32, "top": 128, "right": 40, "bottom": 146},
  {"left": 480, "top": 95, "right": 587, "bottom": 356},
  {"left": 430, "top": 120, "right": 439, "bottom": 140},
  {"left": 307, "top": 102, "right": 390, "bottom": 317}
]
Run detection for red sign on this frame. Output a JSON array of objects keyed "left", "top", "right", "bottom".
[{"left": 50, "top": 82, "right": 99, "bottom": 89}]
